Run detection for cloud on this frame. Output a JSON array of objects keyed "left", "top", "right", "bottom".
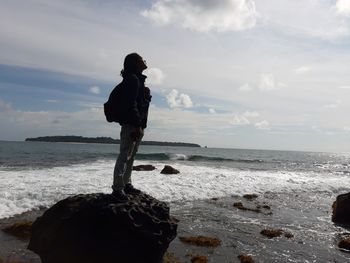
[
  {"left": 243, "top": 111, "right": 260, "bottom": 118},
  {"left": 239, "top": 83, "right": 252, "bottom": 91},
  {"left": 89, "top": 86, "right": 101, "bottom": 94},
  {"left": 208, "top": 108, "right": 216, "bottom": 114},
  {"left": 258, "top": 73, "right": 286, "bottom": 91},
  {"left": 141, "top": 0, "right": 258, "bottom": 32},
  {"left": 145, "top": 68, "right": 165, "bottom": 85},
  {"left": 230, "top": 114, "right": 250, "bottom": 125},
  {"left": 323, "top": 100, "right": 341, "bottom": 109},
  {"left": 336, "top": 0, "right": 350, "bottom": 15},
  {"left": 338, "top": 85, "right": 350, "bottom": 89},
  {"left": 166, "top": 89, "right": 193, "bottom": 108},
  {"left": 0, "top": 99, "right": 12, "bottom": 112},
  {"left": 259, "top": 74, "right": 275, "bottom": 91},
  {"left": 254, "top": 120, "right": 270, "bottom": 130},
  {"left": 295, "top": 66, "right": 311, "bottom": 74}
]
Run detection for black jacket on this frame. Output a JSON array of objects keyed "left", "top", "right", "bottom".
[{"left": 119, "top": 73, "right": 151, "bottom": 129}]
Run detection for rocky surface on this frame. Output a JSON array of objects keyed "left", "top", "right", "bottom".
[
  {"left": 332, "top": 192, "right": 350, "bottom": 225},
  {"left": 28, "top": 192, "right": 178, "bottom": 263},
  {"left": 161, "top": 165, "right": 180, "bottom": 175}
]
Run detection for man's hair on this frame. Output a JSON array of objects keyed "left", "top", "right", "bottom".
[{"left": 121, "top": 53, "right": 142, "bottom": 77}]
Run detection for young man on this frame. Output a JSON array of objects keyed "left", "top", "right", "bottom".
[{"left": 112, "top": 53, "right": 151, "bottom": 200}]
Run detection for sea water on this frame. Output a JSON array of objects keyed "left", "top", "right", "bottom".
[{"left": 0, "top": 141, "right": 350, "bottom": 261}]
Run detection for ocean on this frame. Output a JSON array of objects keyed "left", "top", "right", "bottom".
[{"left": 1, "top": 141, "right": 350, "bottom": 262}]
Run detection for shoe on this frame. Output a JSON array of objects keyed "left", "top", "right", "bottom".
[
  {"left": 124, "top": 184, "right": 142, "bottom": 195},
  {"left": 111, "top": 189, "right": 129, "bottom": 201}
]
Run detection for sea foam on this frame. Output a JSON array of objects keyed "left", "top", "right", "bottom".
[{"left": 0, "top": 160, "right": 349, "bottom": 218}]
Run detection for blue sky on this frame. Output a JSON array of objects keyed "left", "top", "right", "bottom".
[{"left": 1, "top": 0, "right": 350, "bottom": 152}]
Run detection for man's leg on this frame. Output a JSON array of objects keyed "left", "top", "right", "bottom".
[
  {"left": 112, "top": 125, "right": 135, "bottom": 192},
  {"left": 123, "top": 130, "right": 143, "bottom": 185}
]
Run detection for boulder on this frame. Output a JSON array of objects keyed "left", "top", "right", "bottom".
[
  {"left": 28, "top": 192, "right": 178, "bottom": 263},
  {"left": 161, "top": 165, "right": 180, "bottom": 175},
  {"left": 332, "top": 192, "right": 350, "bottom": 224},
  {"left": 133, "top": 164, "right": 156, "bottom": 171}
]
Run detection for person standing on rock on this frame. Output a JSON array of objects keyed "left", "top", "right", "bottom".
[{"left": 112, "top": 53, "right": 151, "bottom": 200}]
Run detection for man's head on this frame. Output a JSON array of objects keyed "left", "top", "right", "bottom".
[{"left": 123, "top": 53, "right": 147, "bottom": 74}]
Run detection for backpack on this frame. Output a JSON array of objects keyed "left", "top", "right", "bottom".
[{"left": 104, "top": 82, "right": 125, "bottom": 123}]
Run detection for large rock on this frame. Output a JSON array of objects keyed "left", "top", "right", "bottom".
[
  {"left": 28, "top": 192, "right": 178, "bottom": 263},
  {"left": 160, "top": 165, "right": 180, "bottom": 175},
  {"left": 332, "top": 192, "right": 350, "bottom": 224},
  {"left": 133, "top": 164, "right": 156, "bottom": 171}
]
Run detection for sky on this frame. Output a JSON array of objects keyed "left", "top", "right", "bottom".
[{"left": 1, "top": 0, "right": 350, "bottom": 152}]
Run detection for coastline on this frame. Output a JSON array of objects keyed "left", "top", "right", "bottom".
[{"left": 1, "top": 193, "right": 349, "bottom": 262}]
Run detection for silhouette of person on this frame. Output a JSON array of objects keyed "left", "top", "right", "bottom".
[{"left": 112, "top": 53, "right": 151, "bottom": 200}]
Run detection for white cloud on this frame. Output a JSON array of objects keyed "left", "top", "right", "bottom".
[
  {"left": 323, "top": 103, "right": 338, "bottom": 109},
  {"left": 209, "top": 108, "right": 216, "bottom": 114},
  {"left": 336, "top": 0, "right": 350, "bottom": 15},
  {"left": 243, "top": 111, "right": 260, "bottom": 118},
  {"left": 323, "top": 100, "right": 341, "bottom": 109},
  {"left": 166, "top": 89, "right": 193, "bottom": 108},
  {"left": 230, "top": 114, "right": 250, "bottom": 125},
  {"left": 255, "top": 120, "right": 270, "bottom": 130},
  {"left": 239, "top": 83, "right": 252, "bottom": 91},
  {"left": 89, "top": 86, "right": 101, "bottom": 94},
  {"left": 141, "top": 0, "right": 258, "bottom": 32},
  {"left": 259, "top": 74, "right": 275, "bottom": 91},
  {"left": 344, "top": 126, "right": 350, "bottom": 132},
  {"left": 338, "top": 85, "right": 350, "bottom": 89},
  {"left": 145, "top": 68, "right": 165, "bottom": 85},
  {"left": 295, "top": 66, "right": 311, "bottom": 74}
]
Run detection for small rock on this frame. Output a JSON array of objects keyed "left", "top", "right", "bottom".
[
  {"left": 260, "top": 228, "right": 283, "bottom": 238},
  {"left": 161, "top": 165, "right": 180, "bottom": 174},
  {"left": 191, "top": 255, "right": 208, "bottom": 263},
  {"left": 2, "top": 220, "right": 32, "bottom": 240},
  {"left": 133, "top": 164, "right": 156, "bottom": 171},
  {"left": 179, "top": 236, "right": 221, "bottom": 247},
  {"left": 284, "top": 232, "right": 294, "bottom": 239},
  {"left": 233, "top": 202, "right": 261, "bottom": 213},
  {"left": 238, "top": 254, "right": 255, "bottom": 263},
  {"left": 211, "top": 197, "right": 218, "bottom": 201},
  {"left": 262, "top": 205, "right": 271, "bottom": 210},
  {"left": 243, "top": 194, "right": 258, "bottom": 201},
  {"left": 339, "top": 237, "right": 350, "bottom": 250},
  {"left": 163, "top": 251, "right": 184, "bottom": 263}
]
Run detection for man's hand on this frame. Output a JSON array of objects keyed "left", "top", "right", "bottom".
[{"left": 144, "top": 86, "right": 151, "bottom": 100}]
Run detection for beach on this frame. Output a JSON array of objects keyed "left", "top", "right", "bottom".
[{"left": 1, "top": 141, "right": 350, "bottom": 262}]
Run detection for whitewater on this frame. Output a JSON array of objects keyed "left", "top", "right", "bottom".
[{"left": 1, "top": 158, "right": 350, "bottom": 219}]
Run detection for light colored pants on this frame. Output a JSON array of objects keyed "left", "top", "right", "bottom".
[{"left": 112, "top": 124, "right": 143, "bottom": 191}]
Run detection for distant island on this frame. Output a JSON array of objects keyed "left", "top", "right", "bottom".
[{"left": 25, "top": 136, "right": 201, "bottom": 147}]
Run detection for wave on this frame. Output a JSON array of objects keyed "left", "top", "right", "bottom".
[
  {"left": 136, "top": 153, "right": 264, "bottom": 163},
  {"left": 1, "top": 159, "right": 349, "bottom": 219}
]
